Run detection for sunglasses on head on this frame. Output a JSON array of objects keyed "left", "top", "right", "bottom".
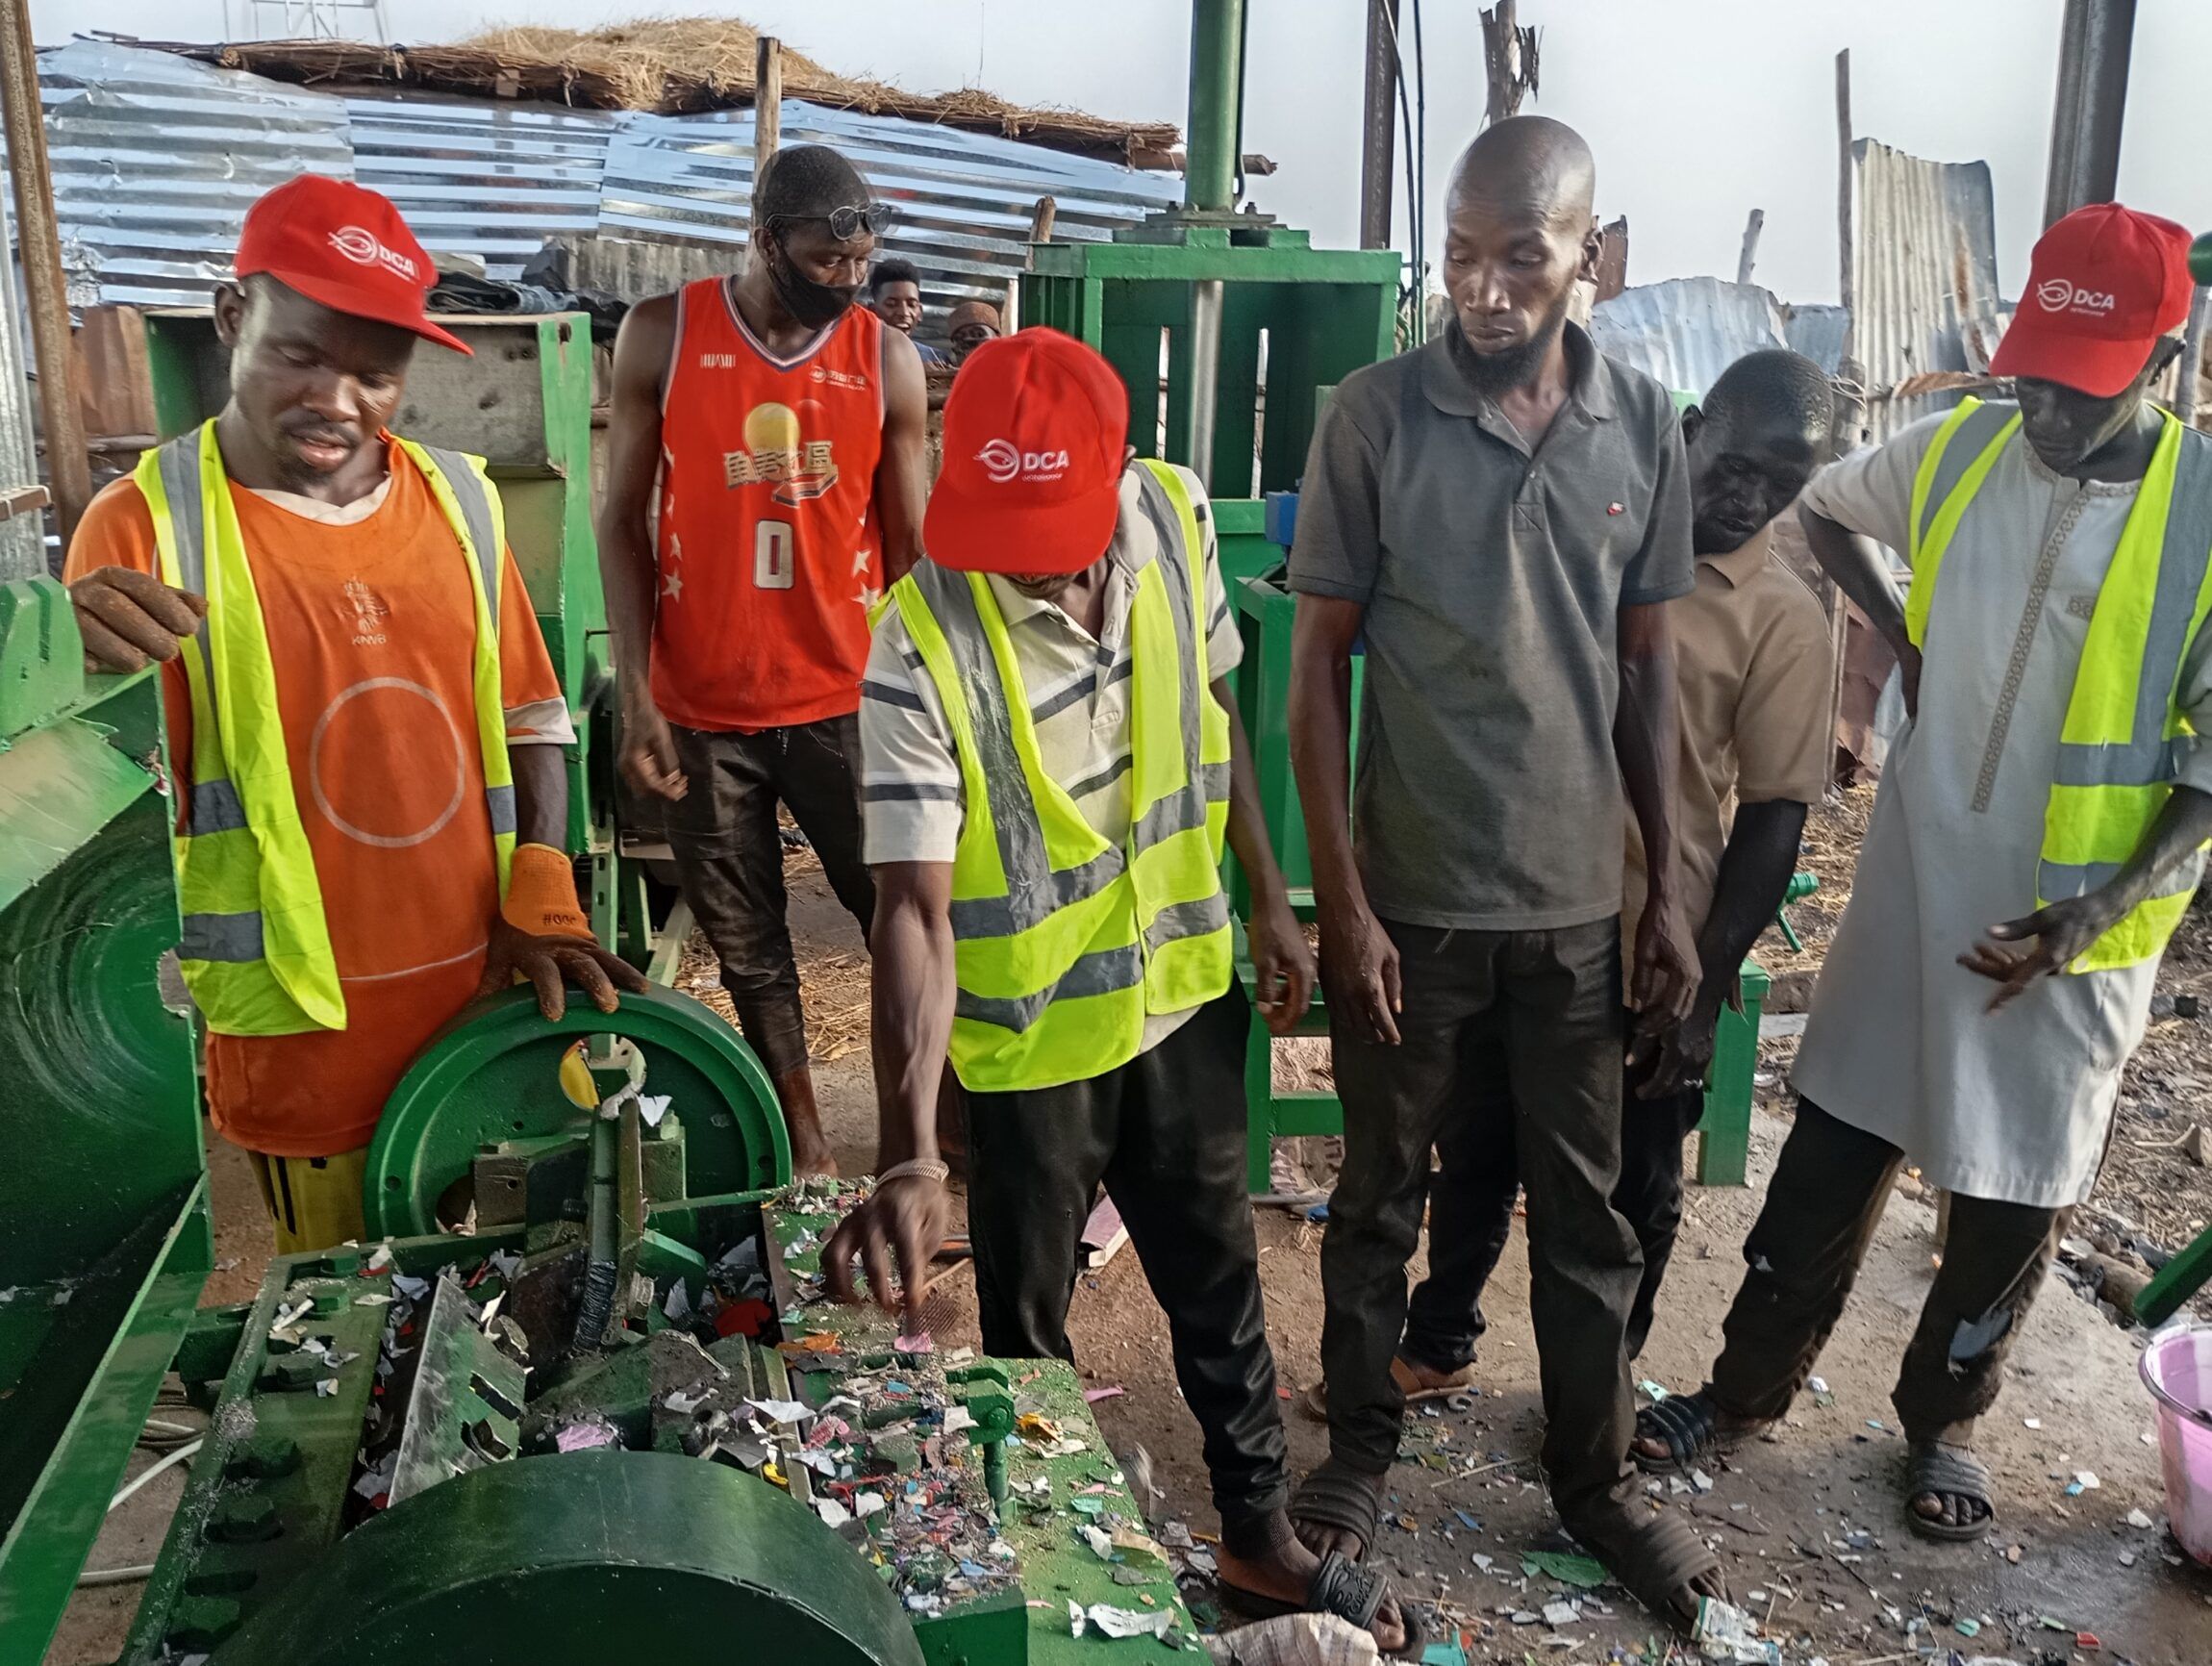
[{"left": 774, "top": 203, "right": 897, "bottom": 242}]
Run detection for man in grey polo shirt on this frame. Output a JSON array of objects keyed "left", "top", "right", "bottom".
[{"left": 1286, "top": 115, "right": 1722, "bottom": 1628}]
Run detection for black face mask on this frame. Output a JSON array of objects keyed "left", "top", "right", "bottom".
[{"left": 766, "top": 236, "right": 860, "bottom": 330}]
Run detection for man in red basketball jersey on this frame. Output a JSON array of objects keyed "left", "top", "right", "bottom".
[{"left": 600, "top": 145, "right": 928, "bottom": 1174}]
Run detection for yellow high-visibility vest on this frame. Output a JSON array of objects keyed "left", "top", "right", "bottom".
[
  {"left": 1905, "top": 396, "right": 2212, "bottom": 971},
  {"left": 889, "top": 460, "right": 1233, "bottom": 1092},
  {"left": 137, "top": 421, "right": 516, "bottom": 1034}
]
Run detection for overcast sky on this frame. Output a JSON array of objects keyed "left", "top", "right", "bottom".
[{"left": 33, "top": 0, "right": 2212, "bottom": 304}]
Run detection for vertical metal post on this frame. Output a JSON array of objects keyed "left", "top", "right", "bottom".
[
  {"left": 2043, "top": 0, "right": 2137, "bottom": 227},
  {"left": 1834, "top": 49, "right": 1853, "bottom": 322},
  {"left": 1188, "top": 280, "right": 1223, "bottom": 491},
  {"left": 0, "top": 0, "right": 91, "bottom": 545},
  {"left": 1358, "top": 0, "right": 1400, "bottom": 250},
  {"left": 1183, "top": 0, "right": 1244, "bottom": 214},
  {"left": 750, "top": 35, "right": 783, "bottom": 237}
]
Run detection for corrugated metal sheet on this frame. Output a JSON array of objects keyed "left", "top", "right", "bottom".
[
  {"left": 40, "top": 39, "right": 352, "bottom": 309},
  {"left": 601, "top": 102, "right": 1180, "bottom": 328},
  {"left": 36, "top": 39, "right": 1180, "bottom": 332},
  {"left": 346, "top": 91, "right": 616, "bottom": 277},
  {"left": 0, "top": 193, "right": 41, "bottom": 579},
  {"left": 1782, "top": 303, "right": 1849, "bottom": 375},
  {"left": 1588, "top": 277, "right": 1792, "bottom": 398},
  {"left": 1848, "top": 138, "right": 2003, "bottom": 440}
]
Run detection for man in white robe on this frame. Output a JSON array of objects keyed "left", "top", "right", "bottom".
[{"left": 1632, "top": 203, "right": 2212, "bottom": 1544}]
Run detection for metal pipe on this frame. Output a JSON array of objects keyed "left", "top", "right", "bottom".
[
  {"left": 1187, "top": 279, "right": 1224, "bottom": 491},
  {"left": 0, "top": 0, "right": 93, "bottom": 544},
  {"left": 2043, "top": 0, "right": 2137, "bottom": 227},
  {"left": 1359, "top": 0, "right": 1400, "bottom": 250},
  {"left": 1183, "top": 0, "right": 1244, "bottom": 214}
]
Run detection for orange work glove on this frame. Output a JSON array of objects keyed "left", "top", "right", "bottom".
[{"left": 501, "top": 843, "right": 594, "bottom": 942}]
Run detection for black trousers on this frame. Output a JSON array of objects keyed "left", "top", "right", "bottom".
[
  {"left": 1400, "top": 1051, "right": 1706, "bottom": 1373},
  {"left": 1708, "top": 1097, "right": 2070, "bottom": 1443},
  {"left": 664, "top": 716, "right": 876, "bottom": 1079},
  {"left": 1321, "top": 918, "right": 1644, "bottom": 1525},
  {"left": 964, "top": 988, "right": 1289, "bottom": 1528}
]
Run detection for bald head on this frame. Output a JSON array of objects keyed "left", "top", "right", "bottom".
[
  {"left": 1440, "top": 117, "right": 1601, "bottom": 395},
  {"left": 1447, "top": 115, "right": 1596, "bottom": 231}
]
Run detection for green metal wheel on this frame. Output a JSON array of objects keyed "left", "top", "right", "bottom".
[
  {"left": 364, "top": 986, "right": 789, "bottom": 1238},
  {"left": 208, "top": 1451, "right": 924, "bottom": 1666}
]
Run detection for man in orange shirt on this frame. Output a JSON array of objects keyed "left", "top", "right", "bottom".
[
  {"left": 599, "top": 144, "right": 927, "bottom": 1174},
  {"left": 65, "top": 175, "right": 643, "bottom": 1253}
]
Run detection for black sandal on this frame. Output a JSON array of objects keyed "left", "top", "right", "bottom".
[
  {"left": 1288, "top": 1457, "right": 1385, "bottom": 1560},
  {"left": 1219, "top": 1552, "right": 1426, "bottom": 1657},
  {"left": 1903, "top": 1439, "right": 1995, "bottom": 1543},
  {"left": 1567, "top": 1505, "right": 1725, "bottom": 1636},
  {"left": 1634, "top": 1388, "right": 1770, "bottom": 1477}
]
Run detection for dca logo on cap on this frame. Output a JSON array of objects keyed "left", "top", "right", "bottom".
[
  {"left": 977, "top": 438, "right": 1070, "bottom": 485},
  {"left": 328, "top": 225, "right": 420, "bottom": 283},
  {"left": 2036, "top": 277, "right": 2118, "bottom": 316}
]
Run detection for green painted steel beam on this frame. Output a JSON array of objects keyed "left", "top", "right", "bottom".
[
  {"left": 1030, "top": 243, "right": 1400, "bottom": 284},
  {"left": 0, "top": 1187, "right": 208, "bottom": 1666},
  {"left": 206, "top": 1451, "right": 926, "bottom": 1666},
  {"left": 1183, "top": 0, "right": 1245, "bottom": 213}
]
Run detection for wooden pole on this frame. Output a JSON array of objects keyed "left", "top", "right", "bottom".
[
  {"left": 750, "top": 35, "right": 783, "bottom": 237},
  {"left": 1735, "top": 208, "right": 1765, "bottom": 288},
  {"left": 0, "top": 0, "right": 91, "bottom": 543},
  {"left": 1005, "top": 196, "right": 1057, "bottom": 328},
  {"left": 1357, "top": 0, "right": 1399, "bottom": 250}
]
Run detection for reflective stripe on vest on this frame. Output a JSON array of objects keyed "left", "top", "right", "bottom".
[
  {"left": 1903, "top": 398, "right": 2212, "bottom": 972},
  {"left": 890, "top": 460, "right": 1233, "bottom": 1092},
  {"left": 137, "top": 422, "right": 517, "bottom": 1034}
]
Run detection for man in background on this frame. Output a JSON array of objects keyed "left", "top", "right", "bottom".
[
  {"left": 868, "top": 257, "right": 946, "bottom": 364},
  {"left": 946, "top": 298, "right": 1001, "bottom": 365},
  {"left": 598, "top": 143, "right": 928, "bottom": 1174}
]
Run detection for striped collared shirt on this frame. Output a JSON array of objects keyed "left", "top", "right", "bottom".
[{"left": 860, "top": 461, "right": 1241, "bottom": 868}]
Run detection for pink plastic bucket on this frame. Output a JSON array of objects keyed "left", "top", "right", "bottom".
[{"left": 2141, "top": 1325, "right": 2212, "bottom": 1566}]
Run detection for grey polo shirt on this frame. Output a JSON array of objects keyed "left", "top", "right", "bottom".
[{"left": 1288, "top": 322, "right": 1695, "bottom": 930}]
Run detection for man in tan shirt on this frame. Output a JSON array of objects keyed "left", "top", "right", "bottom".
[{"left": 1384, "top": 348, "right": 1838, "bottom": 1389}]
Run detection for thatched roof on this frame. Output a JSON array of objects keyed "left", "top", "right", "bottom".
[{"left": 180, "top": 18, "right": 1184, "bottom": 166}]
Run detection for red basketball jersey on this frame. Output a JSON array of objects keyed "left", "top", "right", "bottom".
[{"left": 652, "top": 281, "right": 886, "bottom": 731}]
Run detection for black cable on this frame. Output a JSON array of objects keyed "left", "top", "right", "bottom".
[
  {"left": 1232, "top": 0, "right": 1250, "bottom": 204},
  {"left": 1382, "top": 4, "right": 1420, "bottom": 338},
  {"left": 1411, "top": 0, "right": 1428, "bottom": 331}
]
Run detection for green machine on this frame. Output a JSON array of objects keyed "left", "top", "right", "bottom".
[
  {"left": 1021, "top": 0, "right": 1400, "bottom": 585},
  {"left": 0, "top": 303, "right": 1192, "bottom": 1662}
]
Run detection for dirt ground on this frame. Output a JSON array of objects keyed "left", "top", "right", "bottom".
[{"left": 46, "top": 835, "right": 2212, "bottom": 1666}]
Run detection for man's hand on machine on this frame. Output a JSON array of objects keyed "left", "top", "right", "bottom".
[
  {"left": 823, "top": 1161, "right": 952, "bottom": 1333},
  {"left": 479, "top": 843, "right": 652, "bottom": 1019},
  {"left": 68, "top": 567, "right": 207, "bottom": 673}
]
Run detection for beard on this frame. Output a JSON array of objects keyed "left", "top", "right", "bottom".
[{"left": 1455, "top": 287, "right": 1575, "bottom": 396}]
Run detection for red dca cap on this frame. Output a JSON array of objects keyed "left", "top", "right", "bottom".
[
  {"left": 236, "top": 174, "right": 469, "bottom": 356},
  {"left": 925, "top": 329, "right": 1128, "bottom": 573},
  {"left": 1990, "top": 203, "right": 2192, "bottom": 397}
]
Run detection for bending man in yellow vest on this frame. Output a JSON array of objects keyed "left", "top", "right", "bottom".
[
  {"left": 1633, "top": 205, "right": 2212, "bottom": 1543},
  {"left": 63, "top": 176, "right": 644, "bottom": 1254},
  {"left": 823, "top": 332, "right": 1410, "bottom": 1652}
]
